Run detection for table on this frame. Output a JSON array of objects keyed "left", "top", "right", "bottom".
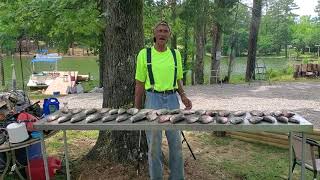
[
  {"left": 0, "top": 137, "right": 41, "bottom": 180},
  {"left": 35, "top": 115, "right": 313, "bottom": 180}
]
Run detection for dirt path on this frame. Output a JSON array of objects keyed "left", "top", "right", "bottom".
[{"left": 60, "top": 82, "right": 320, "bottom": 127}]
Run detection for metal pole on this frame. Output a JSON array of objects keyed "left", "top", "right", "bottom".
[
  {"left": 301, "top": 133, "right": 306, "bottom": 180},
  {"left": 63, "top": 130, "right": 71, "bottom": 180},
  {"left": 40, "top": 131, "right": 50, "bottom": 180},
  {"left": 288, "top": 132, "right": 293, "bottom": 180},
  {"left": 19, "top": 41, "right": 25, "bottom": 91}
]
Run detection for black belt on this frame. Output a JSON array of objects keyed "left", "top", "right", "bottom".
[{"left": 146, "top": 89, "right": 177, "bottom": 94}]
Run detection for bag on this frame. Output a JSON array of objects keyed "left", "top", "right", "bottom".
[
  {"left": 26, "top": 156, "right": 62, "bottom": 180},
  {"left": 17, "top": 112, "right": 39, "bottom": 132}
]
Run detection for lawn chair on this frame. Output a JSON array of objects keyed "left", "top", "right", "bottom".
[{"left": 291, "top": 135, "right": 320, "bottom": 179}]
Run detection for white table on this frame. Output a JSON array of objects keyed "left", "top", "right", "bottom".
[{"left": 35, "top": 114, "right": 313, "bottom": 180}]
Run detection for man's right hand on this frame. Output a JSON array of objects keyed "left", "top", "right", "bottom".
[{"left": 181, "top": 94, "right": 192, "bottom": 110}]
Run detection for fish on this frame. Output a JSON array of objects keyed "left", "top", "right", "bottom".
[
  {"left": 139, "top": 109, "right": 153, "bottom": 115},
  {"left": 169, "top": 114, "right": 185, "bottom": 124},
  {"left": 127, "top": 108, "right": 139, "bottom": 115},
  {"left": 118, "top": 108, "right": 127, "bottom": 115},
  {"left": 218, "top": 111, "right": 230, "bottom": 117},
  {"left": 185, "top": 115, "right": 199, "bottom": 124},
  {"left": 272, "top": 111, "right": 283, "bottom": 117},
  {"left": 46, "top": 111, "right": 61, "bottom": 122},
  {"left": 182, "top": 110, "right": 195, "bottom": 115},
  {"left": 276, "top": 116, "right": 289, "bottom": 123},
  {"left": 130, "top": 113, "right": 146, "bottom": 123},
  {"left": 250, "top": 110, "right": 264, "bottom": 117},
  {"left": 230, "top": 117, "right": 244, "bottom": 124},
  {"left": 195, "top": 110, "right": 206, "bottom": 116},
  {"left": 233, "top": 111, "right": 246, "bottom": 117},
  {"left": 283, "top": 111, "right": 295, "bottom": 118},
  {"left": 168, "top": 109, "right": 181, "bottom": 115},
  {"left": 85, "top": 113, "right": 102, "bottom": 123},
  {"left": 58, "top": 113, "right": 73, "bottom": 123},
  {"left": 158, "top": 115, "right": 172, "bottom": 123},
  {"left": 71, "top": 108, "right": 83, "bottom": 115},
  {"left": 102, "top": 114, "right": 118, "bottom": 122},
  {"left": 199, "top": 115, "right": 214, "bottom": 124},
  {"left": 216, "top": 116, "right": 228, "bottom": 124},
  {"left": 288, "top": 116, "right": 301, "bottom": 124},
  {"left": 263, "top": 116, "right": 276, "bottom": 123},
  {"left": 155, "top": 109, "right": 169, "bottom": 116},
  {"left": 248, "top": 116, "right": 263, "bottom": 124},
  {"left": 116, "top": 114, "right": 131, "bottom": 122},
  {"left": 70, "top": 112, "right": 87, "bottom": 123},
  {"left": 108, "top": 109, "right": 118, "bottom": 115},
  {"left": 205, "top": 110, "right": 217, "bottom": 117},
  {"left": 84, "top": 108, "right": 97, "bottom": 115},
  {"left": 61, "top": 108, "right": 69, "bottom": 114},
  {"left": 146, "top": 112, "right": 158, "bottom": 121},
  {"left": 99, "top": 108, "right": 111, "bottom": 114}
]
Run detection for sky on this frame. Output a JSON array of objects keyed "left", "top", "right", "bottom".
[
  {"left": 242, "top": 0, "right": 318, "bottom": 17},
  {"left": 293, "top": 0, "right": 318, "bottom": 17}
]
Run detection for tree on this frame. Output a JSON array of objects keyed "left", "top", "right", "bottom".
[
  {"left": 87, "top": 0, "right": 148, "bottom": 163},
  {"left": 245, "top": 0, "right": 263, "bottom": 81}
]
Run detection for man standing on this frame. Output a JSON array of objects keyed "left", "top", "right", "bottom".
[{"left": 135, "top": 21, "right": 192, "bottom": 180}]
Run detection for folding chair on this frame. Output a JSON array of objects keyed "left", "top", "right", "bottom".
[{"left": 291, "top": 135, "right": 320, "bottom": 179}]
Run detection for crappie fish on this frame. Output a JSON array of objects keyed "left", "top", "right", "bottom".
[
  {"left": 84, "top": 108, "right": 97, "bottom": 115},
  {"left": 185, "top": 115, "right": 199, "bottom": 124},
  {"left": 262, "top": 116, "right": 276, "bottom": 123},
  {"left": 230, "top": 117, "right": 244, "bottom": 124},
  {"left": 248, "top": 116, "right": 263, "bottom": 124},
  {"left": 168, "top": 109, "right": 181, "bottom": 115},
  {"left": 233, "top": 111, "right": 246, "bottom": 117},
  {"left": 70, "top": 112, "right": 86, "bottom": 123},
  {"left": 108, "top": 109, "right": 118, "bottom": 115},
  {"left": 118, "top": 108, "right": 126, "bottom": 115},
  {"left": 99, "top": 108, "right": 111, "bottom": 114},
  {"left": 86, "top": 113, "right": 102, "bottom": 123},
  {"left": 102, "top": 114, "right": 118, "bottom": 122},
  {"left": 71, "top": 108, "right": 83, "bottom": 115},
  {"left": 58, "top": 113, "right": 73, "bottom": 123},
  {"left": 139, "top": 109, "right": 153, "bottom": 115},
  {"left": 155, "top": 109, "right": 169, "bottom": 116},
  {"left": 216, "top": 116, "right": 228, "bottom": 124},
  {"left": 277, "top": 116, "right": 288, "bottom": 123},
  {"left": 195, "top": 110, "right": 206, "bottom": 116},
  {"left": 283, "top": 111, "right": 295, "bottom": 118},
  {"left": 158, "top": 115, "right": 172, "bottom": 123},
  {"left": 199, "top": 115, "right": 214, "bottom": 124},
  {"left": 250, "top": 110, "right": 264, "bottom": 117},
  {"left": 130, "top": 113, "right": 146, "bottom": 123},
  {"left": 288, "top": 116, "right": 301, "bottom": 124},
  {"left": 127, "top": 108, "right": 139, "bottom": 115},
  {"left": 182, "top": 110, "right": 195, "bottom": 115},
  {"left": 116, "top": 114, "right": 131, "bottom": 122},
  {"left": 146, "top": 112, "right": 158, "bottom": 121},
  {"left": 169, "top": 114, "right": 185, "bottom": 124},
  {"left": 218, "top": 111, "right": 230, "bottom": 117},
  {"left": 46, "top": 111, "right": 61, "bottom": 122},
  {"left": 205, "top": 110, "right": 217, "bottom": 117}
]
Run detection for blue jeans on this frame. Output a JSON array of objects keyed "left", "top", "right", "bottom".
[{"left": 145, "top": 91, "right": 184, "bottom": 180}]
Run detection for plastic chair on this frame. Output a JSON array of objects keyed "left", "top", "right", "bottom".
[{"left": 291, "top": 135, "right": 320, "bottom": 179}]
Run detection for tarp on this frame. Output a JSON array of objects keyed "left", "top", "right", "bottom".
[{"left": 31, "top": 53, "right": 62, "bottom": 63}]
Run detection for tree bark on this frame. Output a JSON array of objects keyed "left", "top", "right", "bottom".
[
  {"left": 0, "top": 54, "right": 4, "bottom": 86},
  {"left": 99, "top": 33, "right": 105, "bottom": 88},
  {"left": 210, "top": 22, "right": 222, "bottom": 84},
  {"left": 194, "top": 0, "right": 206, "bottom": 84},
  {"left": 170, "top": 0, "right": 177, "bottom": 49},
  {"left": 227, "top": 34, "right": 237, "bottom": 83},
  {"left": 245, "top": 0, "right": 263, "bottom": 82},
  {"left": 182, "top": 23, "right": 189, "bottom": 85},
  {"left": 86, "top": 0, "right": 148, "bottom": 163}
]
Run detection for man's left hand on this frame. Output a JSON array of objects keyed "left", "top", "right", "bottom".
[{"left": 181, "top": 95, "right": 192, "bottom": 110}]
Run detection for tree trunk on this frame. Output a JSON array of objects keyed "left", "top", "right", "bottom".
[
  {"left": 194, "top": 0, "right": 206, "bottom": 84},
  {"left": 99, "top": 33, "right": 105, "bottom": 88},
  {"left": 0, "top": 54, "right": 4, "bottom": 86},
  {"left": 191, "top": 52, "right": 195, "bottom": 85},
  {"left": 182, "top": 23, "right": 189, "bottom": 85},
  {"left": 245, "top": 0, "right": 262, "bottom": 82},
  {"left": 210, "top": 22, "right": 222, "bottom": 84},
  {"left": 86, "top": 0, "right": 148, "bottom": 163},
  {"left": 227, "top": 34, "right": 237, "bottom": 83},
  {"left": 170, "top": 0, "right": 177, "bottom": 49}
]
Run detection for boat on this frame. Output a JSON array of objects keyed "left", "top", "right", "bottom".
[{"left": 27, "top": 53, "right": 62, "bottom": 88}]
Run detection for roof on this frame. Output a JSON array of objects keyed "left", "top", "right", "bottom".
[{"left": 31, "top": 53, "right": 62, "bottom": 63}]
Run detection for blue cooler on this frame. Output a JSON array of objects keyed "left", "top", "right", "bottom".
[
  {"left": 27, "top": 142, "right": 42, "bottom": 160},
  {"left": 43, "top": 98, "right": 59, "bottom": 115}
]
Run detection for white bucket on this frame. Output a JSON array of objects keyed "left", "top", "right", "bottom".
[{"left": 6, "top": 123, "right": 29, "bottom": 143}]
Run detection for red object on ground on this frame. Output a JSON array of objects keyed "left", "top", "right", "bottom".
[
  {"left": 26, "top": 157, "right": 62, "bottom": 180},
  {"left": 17, "top": 112, "right": 39, "bottom": 131}
]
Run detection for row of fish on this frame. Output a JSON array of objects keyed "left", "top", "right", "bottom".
[{"left": 45, "top": 108, "right": 303, "bottom": 125}]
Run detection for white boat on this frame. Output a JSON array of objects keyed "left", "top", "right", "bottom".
[{"left": 27, "top": 53, "right": 62, "bottom": 88}]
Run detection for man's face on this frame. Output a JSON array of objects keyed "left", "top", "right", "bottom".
[{"left": 154, "top": 24, "right": 170, "bottom": 45}]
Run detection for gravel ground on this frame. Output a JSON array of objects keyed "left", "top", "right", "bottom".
[{"left": 59, "top": 82, "right": 320, "bottom": 128}]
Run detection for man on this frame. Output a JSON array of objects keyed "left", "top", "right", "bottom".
[{"left": 134, "top": 21, "right": 192, "bottom": 180}]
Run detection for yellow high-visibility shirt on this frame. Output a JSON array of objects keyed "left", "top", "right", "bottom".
[{"left": 135, "top": 46, "right": 183, "bottom": 91}]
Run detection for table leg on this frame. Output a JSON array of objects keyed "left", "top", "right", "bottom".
[
  {"left": 301, "top": 132, "right": 306, "bottom": 180},
  {"left": 1, "top": 151, "right": 11, "bottom": 179},
  {"left": 26, "top": 146, "right": 32, "bottom": 180},
  {"left": 40, "top": 131, "right": 50, "bottom": 180},
  {"left": 11, "top": 150, "right": 25, "bottom": 180},
  {"left": 63, "top": 130, "right": 70, "bottom": 180},
  {"left": 288, "top": 132, "right": 293, "bottom": 180}
]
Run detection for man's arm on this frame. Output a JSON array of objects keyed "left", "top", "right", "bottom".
[
  {"left": 177, "top": 80, "right": 192, "bottom": 110},
  {"left": 134, "top": 80, "right": 145, "bottom": 109}
]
